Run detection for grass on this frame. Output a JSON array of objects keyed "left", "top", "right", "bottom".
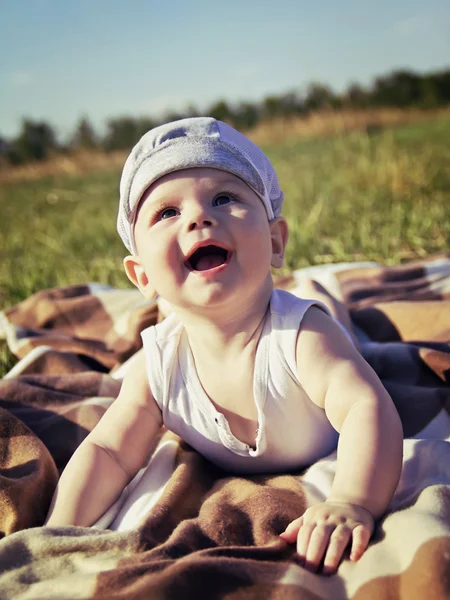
[
  {"left": 1, "top": 112, "right": 449, "bottom": 376},
  {"left": 270, "top": 116, "right": 450, "bottom": 268}
]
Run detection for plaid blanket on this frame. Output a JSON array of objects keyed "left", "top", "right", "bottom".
[{"left": 0, "top": 255, "right": 449, "bottom": 599}]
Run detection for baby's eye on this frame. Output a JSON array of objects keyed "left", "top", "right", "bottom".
[
  {"left": 213, "top": 193, "right": 236, "bottom": 207},
  {"left": 159, "top": 207, "right": 179, "bottom": 220}
]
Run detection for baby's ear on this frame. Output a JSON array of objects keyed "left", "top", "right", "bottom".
[
  {"left": 270, "top": 217, "right": 289, "bottom": 268},
  {"left": 123, "top": 255, "right": 157, "bottom": 300}
]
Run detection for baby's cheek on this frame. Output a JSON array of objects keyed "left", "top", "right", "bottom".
[
  {"left": 151, "top": 241, "right": 178, "bottom": 270},
  {"left": 247, "top": 235, "right": 273, "bottom": 264}
]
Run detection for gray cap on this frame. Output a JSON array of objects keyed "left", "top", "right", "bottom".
[{"left": 117, "top": 116, "right": 284, "bottom": 253}]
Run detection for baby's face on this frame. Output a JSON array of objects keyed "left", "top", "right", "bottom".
[{"left": 127, "top": 168, "right": 286, "bottom": 312}]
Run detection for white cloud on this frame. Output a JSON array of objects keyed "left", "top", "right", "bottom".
[
  {"left": 139, "top": 95, "right": 192, "bottom": 116},
  {"left": 11, "top": 72, "right": 34, "bottom": 87},
  {"left": 394, "top": 16, "right": 433, "bottom": 37},
  {"left": 233, "top": 63, "right": 264, "bottom": 79},
  {"left": 33, "top": 0, "right": 53, "bottom": 8}
]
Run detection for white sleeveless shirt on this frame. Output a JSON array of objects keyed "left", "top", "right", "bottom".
[{"left": 141, "top": 289, "right": 339, "bottom": 474}]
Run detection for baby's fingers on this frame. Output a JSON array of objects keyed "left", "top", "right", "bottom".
[
  {"left": 279, "top": 516, "right": 303, "bottom": 543},
  {"left": 301, "top": 524, "right": 336, "bottom": 572},
  {"left": 349, "top": 524, "right": 372, "bottom": 562},
  {"left": 322, "top": 526, "right": 353, "bottom": 575}
]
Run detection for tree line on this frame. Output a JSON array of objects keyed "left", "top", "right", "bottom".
[{"left": 1, "top": 68, "right": 449, "bottom": 167}]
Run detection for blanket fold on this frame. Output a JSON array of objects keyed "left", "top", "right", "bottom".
[
  {"left": 0, "top": 407, "right": 58, "bottom": 537},
  {"left": 0, "top": 254, "right": 449, "bottom": 599}
]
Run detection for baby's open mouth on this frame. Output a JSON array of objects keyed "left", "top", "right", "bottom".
[{"left": 186, "top": 245, "right": 229, "bottom": 272}]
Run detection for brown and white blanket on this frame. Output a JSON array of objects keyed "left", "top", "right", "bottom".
[{"left": 0, "top": 255, "right": 449, "bottom": 599}]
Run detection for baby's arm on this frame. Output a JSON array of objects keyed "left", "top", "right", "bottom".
[
  {"left": 280, "top": 307, "right": 403, "bottom": 574},
  {"left": 45, "top": 351, "right": 162, "bottom": 527}
]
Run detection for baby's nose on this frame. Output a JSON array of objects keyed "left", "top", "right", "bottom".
[
  {"left": 188, "top": 216, "right": 214, "bottom": 231},
  {"left": 186, "top": 205, "right": 215, "bottom": 231}
]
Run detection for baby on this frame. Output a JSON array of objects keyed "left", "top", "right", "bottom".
[{"left": 46, "top": 117, "right": 403, "bottom": 575}]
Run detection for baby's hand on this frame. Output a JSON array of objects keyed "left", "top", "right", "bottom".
[{"left": 279, "top": 502, "right": 374, "bottom": 575}]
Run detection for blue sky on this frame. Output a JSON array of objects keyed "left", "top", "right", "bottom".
[{"left": 1, "top": 0, "right": 449, "bottom": 140}]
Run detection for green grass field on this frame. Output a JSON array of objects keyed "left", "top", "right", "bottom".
[{"left": 1, "top": 114, "right": 449, "bottom": 376}]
